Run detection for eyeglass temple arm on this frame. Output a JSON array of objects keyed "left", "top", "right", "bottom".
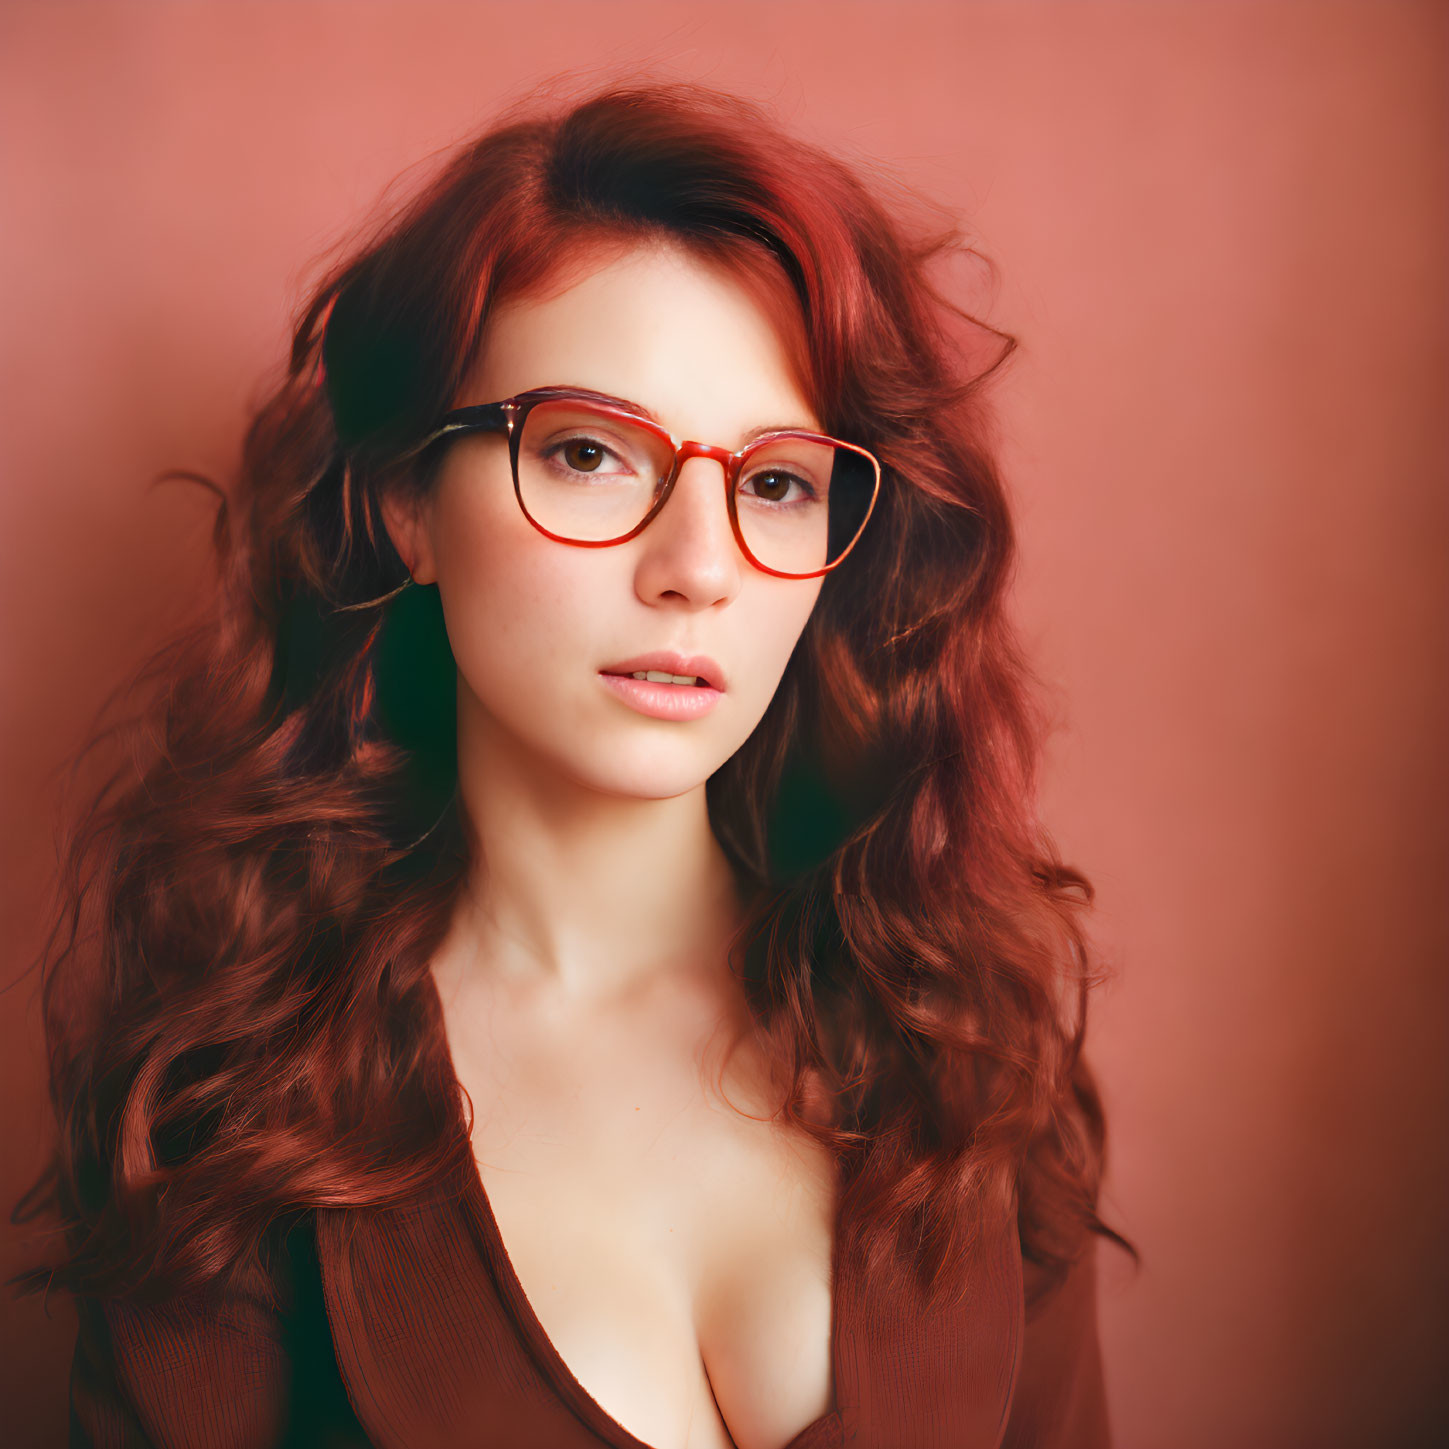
[
  {"left": 385, "top": 402, "right": 512, "bottom": 467},
  {"left": 424, "top": 401, "right": 513, "bottom": 445}
]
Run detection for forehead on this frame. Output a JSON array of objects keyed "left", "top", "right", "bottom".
[{"left": 464, "top": 241, "right": 821, "bottom": 444}]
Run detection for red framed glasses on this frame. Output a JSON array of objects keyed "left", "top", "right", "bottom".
[{"left": 417, "top": 386, "right": 882, "bottom": 580}]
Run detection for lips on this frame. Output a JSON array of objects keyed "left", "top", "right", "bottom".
[{"left": 599, "top": 651, "right": 726, "bottom": 691}]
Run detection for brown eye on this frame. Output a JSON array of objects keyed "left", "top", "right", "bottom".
[
  {"left": 748, "top": 470, "right": 794, "bottom": 503},
  {"left": 740, "top": 466, "right": 817, "bottom": 506},
  {"left": 563, "top": 439, "right": 605, "bottom": 472}
]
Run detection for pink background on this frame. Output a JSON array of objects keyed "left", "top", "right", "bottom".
[{"left": 2, "top": 3, "right": 1445, "bottom": 1445}]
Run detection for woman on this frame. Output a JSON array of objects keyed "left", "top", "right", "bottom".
[{"left": 14, "top": 81, "right": 1127, "bottom": 1448}]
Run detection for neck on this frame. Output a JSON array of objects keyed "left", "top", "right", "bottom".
[{"left": 437, "top": 688, "right": 749, "bottom": 1011}]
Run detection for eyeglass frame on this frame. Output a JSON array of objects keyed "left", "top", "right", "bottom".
[{"left": 411, "top": 385, "right": 883, "bottom": 581}]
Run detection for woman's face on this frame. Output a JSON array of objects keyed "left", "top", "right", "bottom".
[{"left": 383, "top": 241, "right": 825, "bottom": 801}]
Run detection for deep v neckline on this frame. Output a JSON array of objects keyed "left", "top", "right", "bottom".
[
  {"left": 445, "top": 1071, "right": 846, "bottom": 1449},
  {"left": 315, "top": 978, "right": 1024, "bottom": 1449}
]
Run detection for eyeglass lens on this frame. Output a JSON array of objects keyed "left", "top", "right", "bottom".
[{"left": 515, "top": 400, "right": 875, "bottom": 575}]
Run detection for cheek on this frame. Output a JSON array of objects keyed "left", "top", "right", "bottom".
[
  {"left": 425, "top": 456, "right": 596, "bottom": 689},
  {"left": 433, "top": 508, "right": 593, "bottom": 686},
  {"left": 727, "top": 582, "right": 821, "bottom": 714}
]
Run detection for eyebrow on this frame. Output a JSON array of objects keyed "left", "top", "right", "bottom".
[{"left": 555, "top": 384, "right": 821, "bottom": 445}]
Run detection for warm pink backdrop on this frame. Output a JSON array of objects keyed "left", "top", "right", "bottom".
[{"left": 3, "top": 3, "right": 1445, "bottom": 1446}]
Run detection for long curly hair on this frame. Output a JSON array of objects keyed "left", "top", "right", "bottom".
[{"left": 12, "top": 80, "right": 1128, "bottom": 1316}]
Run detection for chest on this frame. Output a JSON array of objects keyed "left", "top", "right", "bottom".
[{"left": 437, "top": 970, "right": 839, "bottom": 1449}]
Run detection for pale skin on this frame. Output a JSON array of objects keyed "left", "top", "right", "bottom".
[{"left": 381, "top": 241, "right": 838, "bottom": 1449}]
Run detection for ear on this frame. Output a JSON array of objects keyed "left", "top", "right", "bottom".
[{"left": 379, "top": 486, "right": 438, "bottom": 586}]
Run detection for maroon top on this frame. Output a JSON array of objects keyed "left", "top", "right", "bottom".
[{"left": 68, "top": 1096, "right": 1110, "bottom": 1449}]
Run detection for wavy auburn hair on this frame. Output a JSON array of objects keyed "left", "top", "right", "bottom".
[{"left": 14, "top": 80, "right": 1127, "bottom": 1315}]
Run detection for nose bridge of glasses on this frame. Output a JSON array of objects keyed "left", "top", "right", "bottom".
[
  {"left": 673, "top": 438, "right": 738, "bottom": 474},
  {"left": 667, "top": 437, "right": 742, "bottom": 524},
  {"left": 649, "top": 440, "right": 740, "bottom": 557},
  {"left": 661, "top": 438, "right": 738, "bottom": 506}
]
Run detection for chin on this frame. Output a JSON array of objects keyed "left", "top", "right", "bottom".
[{"left": 567, "top": 747, "right": 721, "bottom": 802}]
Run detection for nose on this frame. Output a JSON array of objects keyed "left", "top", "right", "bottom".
[{"left": 632, "top": 454, "right": 743, "bottom": 606}]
